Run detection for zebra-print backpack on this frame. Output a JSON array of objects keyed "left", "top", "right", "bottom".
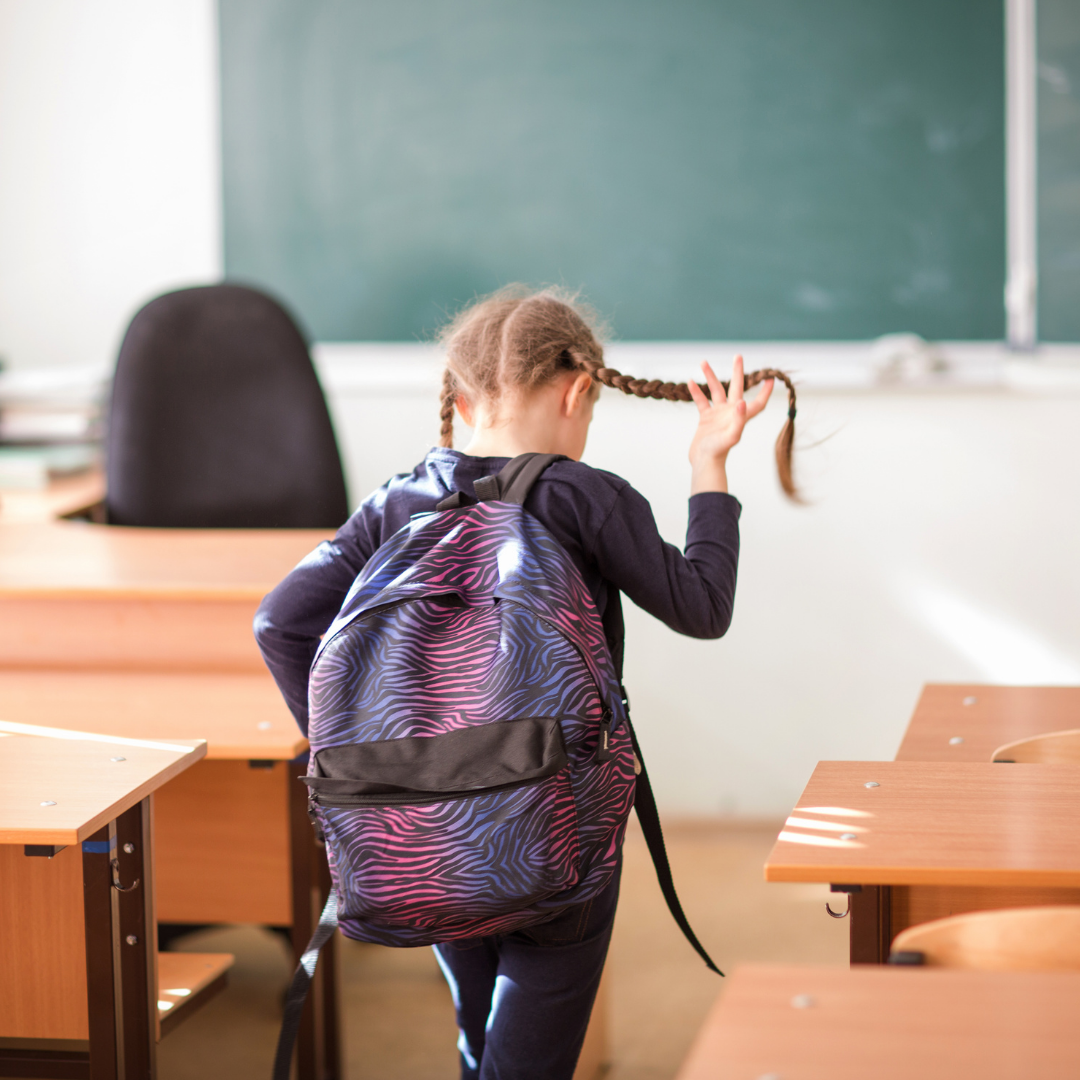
[{"left": 273, "top": 454, "right": 719, "bottom": 1079}]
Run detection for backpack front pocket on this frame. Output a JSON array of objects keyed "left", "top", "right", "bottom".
[{"left": 306, "top": 717, "right": 581, "bottom": 928}]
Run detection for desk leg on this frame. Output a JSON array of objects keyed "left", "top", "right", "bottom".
[
  {"left": 82, "top": 802, "right": 158, "bottom": 1080},
  {"left": 114, "top": 800, "right": 156, "bottom": 1080},
  {"left": 849, "top": 885, "right": 892, "bottom": 965},
  {"left": 83, "top": 822, "right": 121, "bottom": 1080},
  {"left": 289, "top": 762, "right": 340, "bottom": 1080}
]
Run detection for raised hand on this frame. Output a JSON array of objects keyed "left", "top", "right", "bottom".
[{"left": 687, "top": 356, "right": 774, "bottom": 494}]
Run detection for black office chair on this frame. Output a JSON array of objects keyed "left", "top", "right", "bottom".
[{"left": 106, "top": 283, "right": 349, "bottom": 528}]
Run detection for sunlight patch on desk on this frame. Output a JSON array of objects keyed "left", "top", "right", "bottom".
[
  {"left": 0, "top": 719, "right": 198, "bottom": 753},
  {"left": 776, "top": 830, "right": 864, "bottom": 849},
  {"left": 785, "top": 816, "right": 868, "bottom": 834},
  {"left": 898, "top": 580, "right": 1080, "bottom": 684},
  {"left": 796, "top": 806, "right": 873, "bottom": 818}
]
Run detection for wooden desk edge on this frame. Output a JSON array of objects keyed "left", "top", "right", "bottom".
[
  {"left": 764, "top": 864, "right": 1080, "bottom": 888},
  {"left": 202, "top": 740, "right": 309, "bottom": 761},
  {"left": 0, "top": 585, "right": 276, "bottom": 602},
  {"left": 0, "top": 740, "right": 208, "bottom": 846}
]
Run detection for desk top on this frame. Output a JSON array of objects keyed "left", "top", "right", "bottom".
[
  {"left": 0, "top": 523, "right": 331, "bottom": 599},
  {"left": 764, "top": 760, "right": 1080, "bottom": 888},
  {"left": 0, "top": 469, "right": 105, "bottom": 524},
  {"left": 0, "top": 728, "right": 206, "bottom": 844},
  {"left": 897, "top": 683, "right": 1080, "bottom": 762},
  {"left": 675, "top": 964, "right": 1080, "bottom": 1080},
  {"left": 0, "top": 670, "right": 307, "bottom": 760}
]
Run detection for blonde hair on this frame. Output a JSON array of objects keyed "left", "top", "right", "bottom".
[{"left": 437, "top": 285, "right": 799, "bottom": 499}]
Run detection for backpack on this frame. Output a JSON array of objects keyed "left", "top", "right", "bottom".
[{"left": 273, "top": 454, "right": 719, "bottom": 1078}]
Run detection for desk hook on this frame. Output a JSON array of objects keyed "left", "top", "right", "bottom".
[
  {"left": 111, "top": 858, "right": 140, "bottom": 894},
  {"left": 825, "top": 895, "right": 850, "bottom": 919}
]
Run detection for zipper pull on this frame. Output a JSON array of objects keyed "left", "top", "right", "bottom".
[
  {"left": 307, "top": 791, "right": 325, "bottom": 843},
  {"left": 596, "top": 707, "right": 613, "bottom": 762}
]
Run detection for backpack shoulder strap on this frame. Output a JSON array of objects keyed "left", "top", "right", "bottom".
[
  {"left": 627, "top": 715, "right": 724, "bottom": 976},
  {"left": 474, "top": 453, "right": 566, "bottom": 504},
  {"left": 272, "top": 887, "right": 339, "bottom": 1080}
]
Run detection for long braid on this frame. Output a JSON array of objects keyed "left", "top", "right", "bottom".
[
  {"left": 439, "top": 367, "right": 457, "bottom": 448},
  {"left": 580, "top": 357, "right": 800, "bottom": 500}
]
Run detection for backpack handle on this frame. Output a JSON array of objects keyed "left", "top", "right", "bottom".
[
  {"left": 434, "top": 453, "right": 566, "bottom": 512},
  {"left": 473, "top": 453, "right": 566, "bottom": 504}
]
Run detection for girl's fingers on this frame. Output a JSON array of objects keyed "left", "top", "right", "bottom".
[
  {"left": 701, "top": 361, "right": 727, "bottom": 404},
  {"left": 745, "top": 378, "right": 774, "bottom": 419},
  {"left": 687, "top": 377, "right": 710, "bottom": 416},
  {"left": 729, "top": 355, "right": 745, "bottom": 402}
]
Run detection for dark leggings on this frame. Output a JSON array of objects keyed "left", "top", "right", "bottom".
[{"left": 433, "top": 865, "right": 621, "bottom": 1080}]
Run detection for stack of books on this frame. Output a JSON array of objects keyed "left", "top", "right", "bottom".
[{"left": 0, "top": 367, "right": 108, "bottom": 490}]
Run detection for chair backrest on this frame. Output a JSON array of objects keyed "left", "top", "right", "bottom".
[
  {"left": 991, "top": 729, "right": 1080, "bottom": 764},
  {"left": 890, "top": 906, "right": 1080, "bottom": 971},
  {"left": 106, "top": 284, "right": 349, "bottom": 528}
]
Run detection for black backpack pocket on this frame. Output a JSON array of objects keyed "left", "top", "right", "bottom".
[{"left": 304, "top": 715, "right": 568, "bottom": 806}]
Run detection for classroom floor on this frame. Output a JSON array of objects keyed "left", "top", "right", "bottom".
[{"left": 157, "top": 821, "right": 848, "bottom": 1080}]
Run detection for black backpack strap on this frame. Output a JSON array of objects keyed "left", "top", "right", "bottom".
[
  {"left": 435, "top": 453, "right": 565, "bottom": 512},
  {"left": 271, "top": 888, "right": 339, "bottom": 1080},
  {"left": 474, "top": 453, "right": 566, "bottom": 504},
  {"left": 435, "top": 489, "right": 477, "bottom": 511},
  {"left": 627, "top": 718, "right": 724, "bottom": 976}
]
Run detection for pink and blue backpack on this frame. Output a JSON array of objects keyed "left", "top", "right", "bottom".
[{"left": 274, "top": 454, "right": 718, "bottom": 1077}]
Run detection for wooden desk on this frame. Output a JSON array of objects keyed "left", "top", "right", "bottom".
[
  {"left": 0, "top": 671, "right": 338, "bottom": 1080},
  {"left": 764, "top": 760, "right": 1080, "bottom": 963},
  {"left": 898, "top": 683, "right": 1080, "bottom": 762},
  {"left": 0, "top": 522, "right": 339, "bottom": 1080},
  {"left": 0, "top": 522, "right": 330, "bottom": 671},
  {"left": 0, "top": 728, "right": 205, "bottom": 1079},
  {"left": 675, "top": 964, "right": 1080, "bottom": 1080},
  {"left": 893, "top": 684, "right": 1080, "bottom": 932}
]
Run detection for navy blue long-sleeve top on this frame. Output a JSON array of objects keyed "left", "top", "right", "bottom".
[{"left": 254, "top": 448, "right": 741, "bottom": 734}]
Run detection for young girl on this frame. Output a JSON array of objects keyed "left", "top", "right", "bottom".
[{"left": 255, "top": 286, "right": 786, "bottom": 1080}]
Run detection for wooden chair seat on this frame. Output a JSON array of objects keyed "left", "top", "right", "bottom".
[
  {"left": 992, "top": 728, "right": 1080, "bottom": 764},
  {"left": 890, "top": 906, "right": 1080, "bottom": 971}
]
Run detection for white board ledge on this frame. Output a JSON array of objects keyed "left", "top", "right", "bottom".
[
  {"left": 312, "top": 341, "right": 1080, "bottom": 397},
  {"left": 5, "top": 341, "right": 1080, "bottom": 410}
]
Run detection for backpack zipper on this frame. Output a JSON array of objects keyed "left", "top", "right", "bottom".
[
  {"left": 309, "top": 768, "right": 560, "bottom": 809},
  {"left": 596, "top": 708, "right": 613, "bottom": 762}
]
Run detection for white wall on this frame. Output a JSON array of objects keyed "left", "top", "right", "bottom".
[
  {"left": 0, "top": 0, "right": 221, "bottom": 372},
  {"left": 619, "top": 386, "right": 1080, "bottom": 816},
  {"left": 318, "top": 346, "right": 1080, "bottom": 817}
]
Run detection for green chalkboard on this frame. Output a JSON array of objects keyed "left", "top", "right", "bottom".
[
  {"left": 220, "top": 0, "right": 1004, "bottom": 342},
  {"left": 1039, "top": 0, "right": 1080, "bottom": 342}
]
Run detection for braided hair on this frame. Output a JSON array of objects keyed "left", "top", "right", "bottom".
[{"left": 438, "top": 286, "right": 799, "bottom": 500}]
